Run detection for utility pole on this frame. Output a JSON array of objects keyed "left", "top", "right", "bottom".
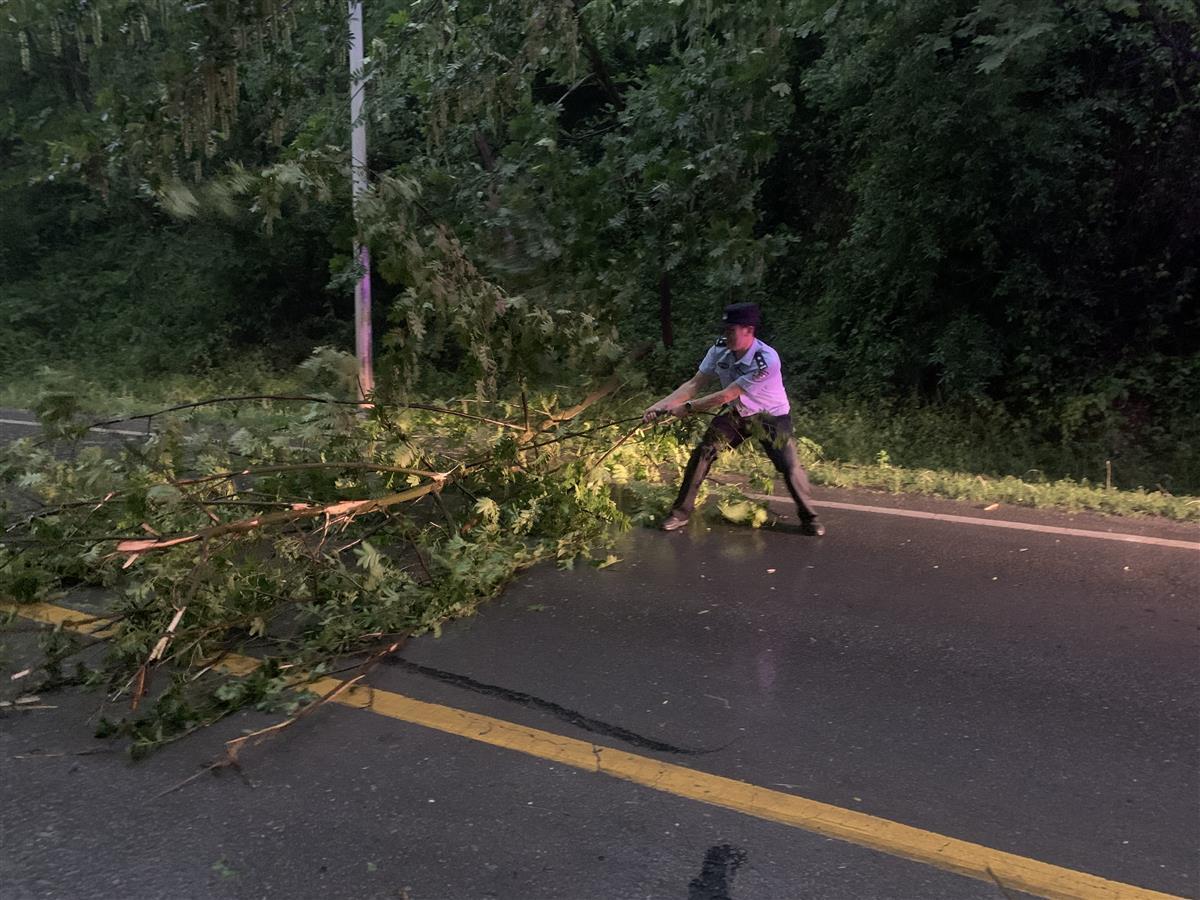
[{"left": 348, "top": 0, "right": 374, "bottom": 401}]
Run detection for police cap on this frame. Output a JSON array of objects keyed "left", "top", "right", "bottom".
[{"left": 721, "top": 302, "right": 761, "bottom": 327}]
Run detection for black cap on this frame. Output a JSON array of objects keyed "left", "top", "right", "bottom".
[{"left": 721, "top": 302, "right": 761, "bottom": 327}]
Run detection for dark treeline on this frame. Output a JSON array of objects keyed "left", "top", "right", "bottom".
[{"left": 1, "top": 0, "right": 1197, "bottom": 488}]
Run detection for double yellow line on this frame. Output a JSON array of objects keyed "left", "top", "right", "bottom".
[{"left": 4, "top": 601, "right": 1183, "bottom": 900}]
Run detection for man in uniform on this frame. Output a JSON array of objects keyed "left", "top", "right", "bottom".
[{"left": 643, "top": 302, "right": 825, "bottom": 536}]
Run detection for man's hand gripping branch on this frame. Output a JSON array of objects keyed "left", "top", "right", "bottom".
[{"left": 642, "top": 372, "right": 743, "bottom": 423}]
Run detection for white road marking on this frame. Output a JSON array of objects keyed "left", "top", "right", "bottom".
[
  {"left": 0, "top": 418, "right": 148, "bottom": 438},
  {"left": 746, "top": 493, "right": 1200, "bottom": 551}
]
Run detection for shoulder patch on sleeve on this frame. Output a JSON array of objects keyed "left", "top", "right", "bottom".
[
  {"left": 714, "top": 336, "right": 728, "bottom": 347},
  {"left": 752, "top": 350, "right": 769, "bottom": 382}
]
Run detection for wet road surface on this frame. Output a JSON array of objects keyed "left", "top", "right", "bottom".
[{"left": 2, "top": 412, "right": 1198, "bottom": 899}]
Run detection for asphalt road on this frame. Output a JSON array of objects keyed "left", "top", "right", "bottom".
[
  {"left": 0, "top": 408, "right": 152, "bottom": 444},
  {"left": 1, "top": 412, "right": 1198, "bottom": 899}
]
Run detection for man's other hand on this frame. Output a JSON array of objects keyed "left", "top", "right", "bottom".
[{"left": 642, "top": 406, "right": 668, "bottom": 423}]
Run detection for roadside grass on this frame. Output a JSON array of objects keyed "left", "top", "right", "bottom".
[
  {"left": 805, "top": 462, "right": 1197, "bottom": 521},
  {"left": 790, "top": 395, "right": 1198, "bottom": 499},
  {"left": 612, "top": 414, "right": 1199, "bottom": 523},
  {"left": 609, "top": 442, "right": 1198, "bottom": 524}
]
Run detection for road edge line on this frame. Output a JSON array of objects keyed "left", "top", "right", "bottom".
[{"left": 745, "top": 494, "right": 1200, "bottom": 551}]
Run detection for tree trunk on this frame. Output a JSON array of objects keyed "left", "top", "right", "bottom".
[
  {"left": 658, "top": 269, "right": 674, "bottom": 349},
  {"left": 348, "top": 0, "right": 374, "bottom": 401}
]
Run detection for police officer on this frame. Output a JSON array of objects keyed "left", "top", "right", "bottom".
[{"left": 642, "top": 302, "right": 825, "bottom": 536}]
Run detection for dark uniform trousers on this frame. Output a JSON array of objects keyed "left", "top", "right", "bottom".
[{"left": 672, "top": 409, "right": 819, "bottom": 522}]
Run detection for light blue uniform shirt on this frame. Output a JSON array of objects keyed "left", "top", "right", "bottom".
[{"left": 698, "top": 338, "right": 790, "bottom": 417}]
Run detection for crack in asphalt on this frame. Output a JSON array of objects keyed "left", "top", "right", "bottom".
[{"left": 389, "top": 656, "right": 706, "bottom": 756}]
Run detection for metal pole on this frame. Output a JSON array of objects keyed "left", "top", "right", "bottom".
[{"left": 348, "top": 0, "right": 374, "bottom": 401}]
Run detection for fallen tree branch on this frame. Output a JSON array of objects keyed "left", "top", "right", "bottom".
[
  {"left": 81, "top": 396, "right": 525, "bottom": 433},
  {"left": 467, "top": 414, "right": 646, "bottom": 468},
  {"left": 112, "top": 477, "right": 450, "bottom": 563},
  {"left": 173, "top": 460, "right": 448, "bottom": 488},
  {"left": 585, "top": 420, "right": 647, "bottom": 476},
  {"left": 151, "top": 639, "right": 404, "bottom": 800},
  {"left": 5, "top": 464, "right": 440, "bottom": 531},
  {"left": 112, "top": 411, "right": 653, "bottom": 564},
  {"left": 5, "top": 369, "right": 653, "bottom": 759}
]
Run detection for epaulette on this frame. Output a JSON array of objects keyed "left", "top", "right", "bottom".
[
  {"left": 752, "top": 350, "right": 769, "bottom": 381},
  {"left": 714, "top": 336, "right": 728, "bottom": 347}
]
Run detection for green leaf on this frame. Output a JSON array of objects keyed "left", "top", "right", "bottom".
[
  {"left": 474, "top": 497, "right": 501, "bottom": 526},
  {"left": 146, "top": 485, "right": 183, "bottom": 508},
  {"left": 1103, "top": 0, "right": 1140, "bottom": 16},
  {"left": 717, "top": 499, "right": 768, "bottom": 528},
  {"left": 211, "top": 860, "right": 237, "bottom": 879}
]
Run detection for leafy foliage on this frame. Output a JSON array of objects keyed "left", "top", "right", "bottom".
[{"left": 0, "top": 373, "right": 651, "bottom": 753}]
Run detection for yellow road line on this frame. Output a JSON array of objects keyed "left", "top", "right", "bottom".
[
  {"left": 4, "top": 601, "right": 1183, "bottom": 900},
  {"left": 8, "top": 602, "right": 123, "bottom": 637}
]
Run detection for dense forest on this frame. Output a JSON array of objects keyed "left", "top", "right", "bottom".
[{"left": 2, "top": 0, "right": 1197, "bottom": 489}]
